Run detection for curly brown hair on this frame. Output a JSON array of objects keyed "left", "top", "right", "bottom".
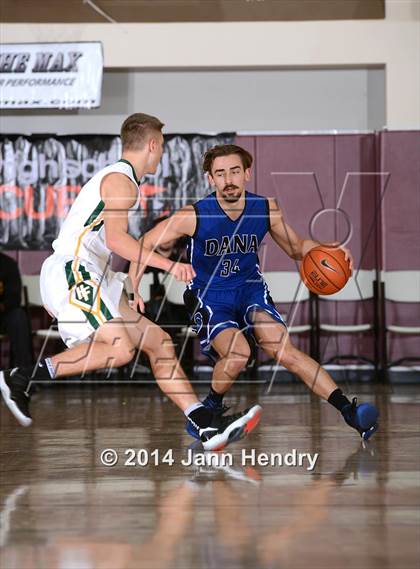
[{"left": 203, "top": 144, "right": 253, "bottom": 174}]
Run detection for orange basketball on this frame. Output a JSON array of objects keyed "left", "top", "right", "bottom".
[{"left": 300, "top": 246, "right": 351, "bottom": 295}]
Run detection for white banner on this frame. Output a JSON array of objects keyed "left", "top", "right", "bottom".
[{"left": 0, "top": 42, "right": 103, "bottom": 109}]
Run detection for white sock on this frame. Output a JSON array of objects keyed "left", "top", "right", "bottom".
[{"left": 44, "top": 358, "right": 56, "bottom": 379}]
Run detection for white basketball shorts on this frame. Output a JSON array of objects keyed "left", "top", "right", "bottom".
[{"left": 40, "top": 254, "right": 128, "bottom": 348}]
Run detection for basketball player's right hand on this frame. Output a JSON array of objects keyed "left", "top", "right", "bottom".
[
  {"left": 325, "top": 241, "right": 354, "bottom": 274},
  {"left": 170, "top": 262, "right": 196, "bottom": 282}
]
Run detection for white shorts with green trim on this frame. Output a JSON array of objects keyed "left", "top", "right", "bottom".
[{"left": 40, "top": 254, "right": 128, "bottom": 348}]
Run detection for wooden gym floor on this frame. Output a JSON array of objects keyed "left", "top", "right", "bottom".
[{"left": 0, "top": 382, "right": 419, "bottom": 569}]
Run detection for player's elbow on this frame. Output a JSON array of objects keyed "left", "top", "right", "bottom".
[
  {"left": 290, "top": 250, "right": 303, "bottom": 261},
  {"left": 138, "top": 236, "right": 156, "bottom": 254},
  {"left": 105, "top": 232, "right": 124, "bottom": 255},
  {"left": 105, "top": 234, "right": 117, "bottom": 252}
]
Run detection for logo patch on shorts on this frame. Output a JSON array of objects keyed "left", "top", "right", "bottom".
[
  {"left": 192, "top": 312, "right": 203, "bottom": 334},
  {"left": 70, "top": 280, "right": 100, "bottom": 314},
  {"left": 76, "top": 283, "right": 93, "bottom": 303}
]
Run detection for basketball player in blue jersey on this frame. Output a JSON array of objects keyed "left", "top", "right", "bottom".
[
  {"left": 139, "top": 144, "right": 379, "bottom": 441},
  {"left": 0, "top": 121, "right": 262, "bottom": 452}
]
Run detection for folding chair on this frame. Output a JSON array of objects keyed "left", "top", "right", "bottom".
[
  {"left": 383, "top": 270, "right": 420, "bottom": 369},
  {"left": 21, "top": 275, "right": 64, "bottom": 361},
  {"left": 0, "top": 280, "right": 34, "bottom": 367},
  {"left": 314, "top": 269, "right": 379, "bottom": 371}
]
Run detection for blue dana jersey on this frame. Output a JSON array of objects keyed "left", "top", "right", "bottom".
[{"left": 187, "top": 191, "right": 270, "bottom": 290}]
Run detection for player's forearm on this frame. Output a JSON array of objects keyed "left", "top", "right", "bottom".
[
  {"left": 128, "top": 261, "right": 146, "bottom": 292},
  {"left": 107, "top": 232, "right": 172, "bottom": 272},
  {"left": 128, "top": 261, "right": 140, "bottom": 290},
  {"left": 270, "top": 217, "right": 319, "bottom": 260},
  {"left": 137, "top": 237, "right": 179, "bottom": 272},
  {"left": 277, "top": 237, "right": 319, "bottom": 260}
]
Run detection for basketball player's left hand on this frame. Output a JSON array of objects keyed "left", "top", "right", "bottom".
[
  {"left": 170, "top": 262, "right": 196, "bottom": 282},
  {"left": 130, "top": 293, "right": 145, "bottom": 314},
  {"left": 326, "top": 242, "right": 354, "bottom": 273}
]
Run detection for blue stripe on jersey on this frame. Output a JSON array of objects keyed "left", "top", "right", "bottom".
[{"left": 187, "top": 191, "right": 270, "bottom": 290}]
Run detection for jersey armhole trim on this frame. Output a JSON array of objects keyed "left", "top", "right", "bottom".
[
  {"left": 118, "top": 158, "right": 140, "bottom": 185},
  {"left": 99, "top": 171, "right": 139, "bottom": 209},
  {"left": 265, "top": 198, "right": 271, "bottom": 232},
  {"left": 191, "top": 203, "right": 200, "bottom": 238}
]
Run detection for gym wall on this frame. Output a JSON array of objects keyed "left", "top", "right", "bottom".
[{"left": 1, "top": 68, "right": 385, "bottom": 134}]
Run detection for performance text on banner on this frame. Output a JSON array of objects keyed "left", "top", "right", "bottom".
[{"left": 0, "top": 42, "right": 103, "bottom": 109}]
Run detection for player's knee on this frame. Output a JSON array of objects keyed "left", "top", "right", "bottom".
[
  {"left": 159, "top": 329, "right": 172, "bottom": 346},
  {"left": 144, "top": 329, "right": 173, "bottom": 357},
  {"left": 113, "top": 343, "right": 135, "bottom": 366},
  {"left": 275, "top": 345, "right": 300, "bottom": 371},
  {"left": 224, "top": 347, "right": 251, "bottom": 373}
]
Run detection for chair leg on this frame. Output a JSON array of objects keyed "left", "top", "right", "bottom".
[
  {"left": 373, "top": 279, "right": 381, "bottom": 382},
  {"left": 309, "top": 292, "right": 320, "bottom": 362},
  {"left": 379, "top": 281, "right": 388, "bottom": 378}
]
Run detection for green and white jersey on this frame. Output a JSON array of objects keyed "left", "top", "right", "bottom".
[{"left": 52, "top": 159, "right": 140, "bottom": 273}]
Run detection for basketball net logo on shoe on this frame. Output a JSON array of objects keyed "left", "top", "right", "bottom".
[
  {"left": 320, "top": 258, "right": 338, "bottom": 273},
  {"left": 199, "top": 426, "right": 219, "bottom": 438}
]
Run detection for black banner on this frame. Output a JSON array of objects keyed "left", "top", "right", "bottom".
[{"left": 0, "top": 132, "right": 234, "bottom": 249}]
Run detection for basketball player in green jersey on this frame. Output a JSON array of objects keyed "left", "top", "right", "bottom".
[{"left": 0, "top": 118, "right": 261, "bottom": 451}]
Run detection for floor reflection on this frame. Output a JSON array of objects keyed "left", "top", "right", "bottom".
[{"left": 0, "top": 384, "right": 419, "bottom": 569}]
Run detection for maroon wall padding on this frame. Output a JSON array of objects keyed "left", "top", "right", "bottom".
[
  {"left": 381, "top": 131, "right": 420, "bottom": 362},
  {"left": 246, "top": 135, "right": 335, "bottom": 354},
  {"left": 321, "top": 134, "right": 378, "bottom": 363},
  {"left": 334, "top": 134, "right": 378, "bottom": 271},
  {"left": 2, "top": 250, "right": 51, "bottom": 274},
  {"left": 17, "top": 250, "right": 51, "bottom": 275},
  {"left": 235, "top": 136, "right": 257, "bottom": 194},
  {"left": 252, "top": 134, "right": 335, "bottom": 271},
  {"left": 245, "top": 134, "right": 380, "bottom": 272},
  {"left": 381, "top": 131, "right": 420, "bottom": 271}
]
